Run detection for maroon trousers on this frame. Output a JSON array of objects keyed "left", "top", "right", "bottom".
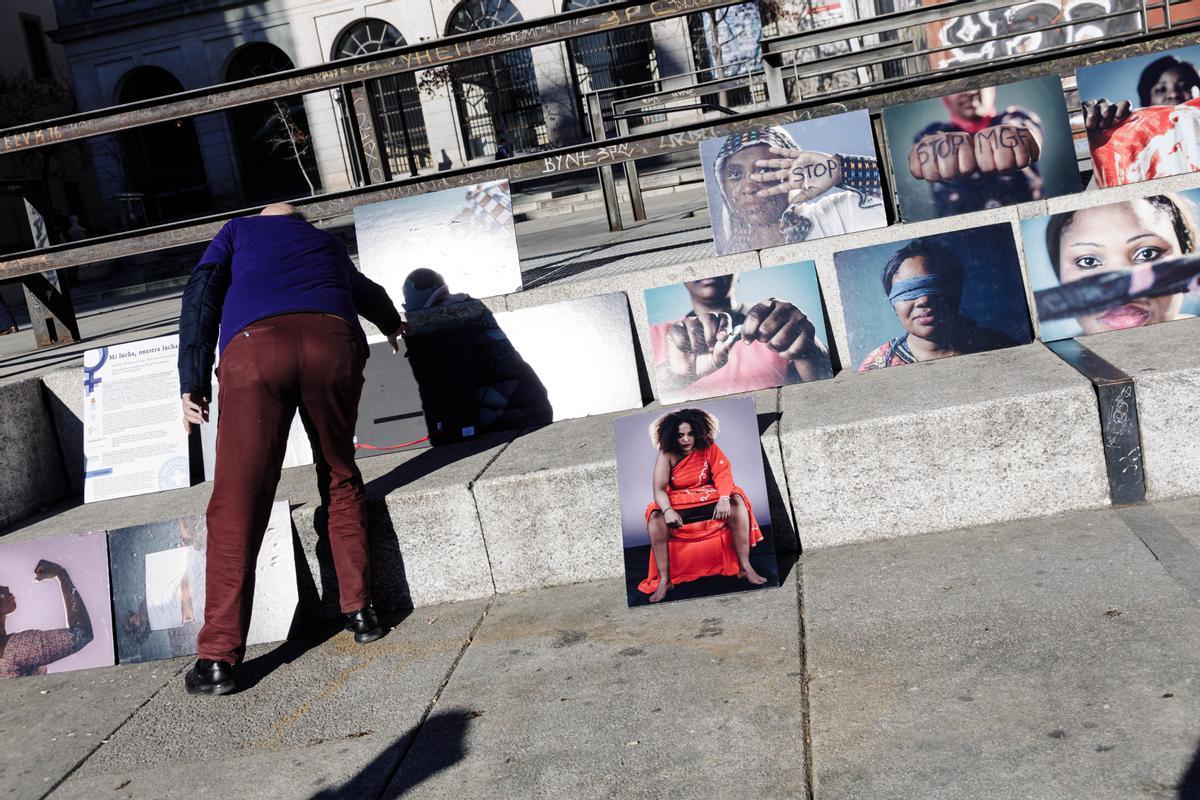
[{"left": 197, "top": 313, "right": 370, "bottom": 665}]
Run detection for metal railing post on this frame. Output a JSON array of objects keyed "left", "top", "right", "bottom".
[
  {"left": 763, "top": 60, "right": 788, "bottom": 105},
  {"left": 587, "top": 91, "right": 623, "bottom": 232},
  {"left": 19, "top": 198, "right": 78, "bottom": 348},
  {"left": 615, "top": 116, "right": 646, "bottom": 222},
  {"left": 349, "top": 83, "right": 391, "bottom": 185}
]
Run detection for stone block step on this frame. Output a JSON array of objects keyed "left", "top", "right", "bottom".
[{"left": 5, "top": 334, "right": 1139, "bottom": 620}]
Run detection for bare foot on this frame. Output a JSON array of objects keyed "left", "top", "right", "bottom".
[
  {"left": 648, "top": 581, "right": 674, "bottom": 603},
  {"left": 0, "top": 326, "right": 16, "bottom": 335},
  {"left": 738, "top": 565, "right": 768, "bottom": 585}
]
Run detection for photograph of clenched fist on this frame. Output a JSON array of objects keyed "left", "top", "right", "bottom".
[
  {"left": 883, "top": 76, "right": 1080, "bottom": 221},
  {"left": 699, "top": 111, "right": 887, "bottom": 256},
  {"left": 644, "top": 262, "right": 834, "bottom": 404}
]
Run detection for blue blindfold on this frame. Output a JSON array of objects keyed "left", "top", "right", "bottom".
[{"left": 887, "top": 274, "right": 962, "bottom": 307}]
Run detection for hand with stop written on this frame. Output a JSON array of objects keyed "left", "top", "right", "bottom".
[
  {"left": 908, "top": 124, "right": 1040, "bottom": 182},
  {"left": 666, "top": 299, "right": 828, "bottom": 382},
  {"left": 748, "top": 147, "right": 841, "bottom": 203}
]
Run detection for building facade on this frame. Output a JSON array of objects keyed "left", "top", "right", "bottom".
[{"left": 49, "top": 0, "right": 777, "bottom": 229}]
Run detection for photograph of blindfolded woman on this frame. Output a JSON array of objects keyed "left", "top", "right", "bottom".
[{"left": 833, "top": 225, "right": 1033, "bottom": 372}]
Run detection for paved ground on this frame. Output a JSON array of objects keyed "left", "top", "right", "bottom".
[
  {"left": 0, "top": 186, "right": 711, "bottom": 384},
  {"left": 3, "top": 500, "right": 1199, "bottom": 800}
]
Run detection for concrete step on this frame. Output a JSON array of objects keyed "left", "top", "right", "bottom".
[
  {"left": 6, "top": 501, "right": 1200, "bottom": 798},
  {"left": 513, "top": 181, "right": 705, "bottom": 222},
  {"left": 13, "top": 321, "right": 1183, "bottom": 618}
]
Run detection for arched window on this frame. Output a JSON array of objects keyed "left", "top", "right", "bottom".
[
  {"left": 334, "top": 19, "right": 432, "bottom": 178},
  {"left": 446, "top": 0, "right": 547, "bottom": 160},
  {"left": 117, "top": 66, "right": 211, "bottom": 222},
  {"left": 686, "top": 3, "right": 763, "bottom": 106},
  {"left": 564, "top": 0, "right": 657, "bottom": 98},
  {"left": 226, "top": 43, "right": 322, "bottom": 203}
]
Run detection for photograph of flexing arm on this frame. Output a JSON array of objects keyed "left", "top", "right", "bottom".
[{"left": 0, "top": 532, "right": 113, "bottom": 679}]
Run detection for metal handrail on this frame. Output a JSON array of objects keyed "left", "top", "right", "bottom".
[
  {"left": 4, "top": 23, "right": 1197, "bottom": 280},
  {"left": 0, "top": 0, "right": 744, "bottom": 155}
]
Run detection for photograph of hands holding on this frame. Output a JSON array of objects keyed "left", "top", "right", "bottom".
[
  {"left": 644, "top": 261, "right": 834, "bottom": 404},
  {"left": 1077, "top": 46, "right": 1200, "bottom": 187}
]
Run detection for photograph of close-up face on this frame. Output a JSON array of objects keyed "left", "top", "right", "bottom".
[
  {"left": 834, "top": 225, "right": 1033, "bottom": 371},
  {"left": 882, "top": 76, "right": 1080, "bottom": 221},
  {"left": 1021, "top": 191, "right": 1200, "bottom": 341},
  {"left": 614, "top": 396, "right": 777, "bottom": 608},
  {"left": 1076, "top": 45, "right": 1200, "bottom": 187},
  {"left": 644, "top": 261, "right": 834, "bottom": 404},
  {"left": 699, "top": 110, "right": 888, "bottom": 256},
  {"left": 0, "top": 531, "right": 114, "bottom": 680}
]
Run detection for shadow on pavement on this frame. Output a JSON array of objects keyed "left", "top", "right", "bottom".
[
  {"left": 307, "top": 708, "right": 475, "bottom": 800},
  {"left": 1180, "top": 740, "right": 1200, "bottom": 799}
]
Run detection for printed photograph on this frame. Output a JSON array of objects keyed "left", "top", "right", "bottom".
[
  {"left": 406, "top": 291, "right": 642, "bottom": 443},
  {"left": 644, "top": 261, "right": 834, "bottom": 404},
  {"left": 1021, "top": 190, "right": 1200, "bottom": 341},
  {"left": 614, "top": 396, "right": 777, "bottom": 608},
  {"left": 700, "top": 110, "right": 888, "bottom": 256},
  {"left": 108, "top": 502, "right": 296, "bottom": 664},
  {"left": 882, "top": 76, "right": 1080, "bottom": 221},
  {"left": 354, "top": 180, "right": 522, "bottom": 307},
  {"left": 833, "top": 225, "right": 1033, "bottom": 371},
  {"left": 1076, "top": 44, "right": 1200, "bottom": 187},
  {"left": 0, "top": 531, "right": 114, "bottom": 679}
]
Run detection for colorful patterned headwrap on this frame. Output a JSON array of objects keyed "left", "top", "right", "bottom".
[{"left": 714, "top": 126, "right": 799, "bottom": 183}]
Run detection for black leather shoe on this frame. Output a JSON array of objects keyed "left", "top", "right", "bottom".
[
  {"left": 344, "top": 607, "right": 385, "bottom": 644},
  {"left": 185, "top": 659, "right": 236, "bottom": 696}
]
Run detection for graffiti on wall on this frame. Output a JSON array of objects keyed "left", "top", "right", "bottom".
[{"left": 935, "top": 0, "right": 1142, "bottom": 67}]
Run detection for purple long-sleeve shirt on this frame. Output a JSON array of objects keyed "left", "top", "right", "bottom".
[{"left": 177, "top": 215, "right": 401, "bottom": 396}]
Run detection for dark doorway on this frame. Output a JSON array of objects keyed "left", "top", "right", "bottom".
[
  {"left": 226, "top": 43, "right": 322, "bottom": 203},
  {"left": 334, "top": 19, "right": 432, "bottom": 180},
  {"left": 117, "top": 66, "right": 211, "bottom": 222}
]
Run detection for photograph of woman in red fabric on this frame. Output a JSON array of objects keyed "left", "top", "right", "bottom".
[{"left": 615, "top": 398, "right": 777, "bottom": 607}]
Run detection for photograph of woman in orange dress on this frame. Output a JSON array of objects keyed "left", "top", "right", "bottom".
[{"left": 615, "top": 398, "right": 777, "bottom": 607}]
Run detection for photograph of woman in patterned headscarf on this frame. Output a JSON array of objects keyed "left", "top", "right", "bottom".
[{"left": 699, "top": 110, "right": 888, "bottom": 256}]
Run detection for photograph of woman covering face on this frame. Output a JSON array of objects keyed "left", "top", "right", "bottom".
[
  {"left": 614, "top": 397, "right": 776, "bottom": 608},
  {"left": 1077, "top": 46, "right": 1200, "bottom": 187},
  {"left": 700, "top": 111, "right": 888, "bottom": 256},
  {"left": 834, "top": 225, "right": 1034, "bottom": 371},
  {"left": 1022, "top": 192, "right": 1200, "bottom": 341}
]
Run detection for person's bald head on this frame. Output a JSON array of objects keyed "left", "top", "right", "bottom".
[{"left": 260, "top": 202, "right": 303, "bottom": 219}]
